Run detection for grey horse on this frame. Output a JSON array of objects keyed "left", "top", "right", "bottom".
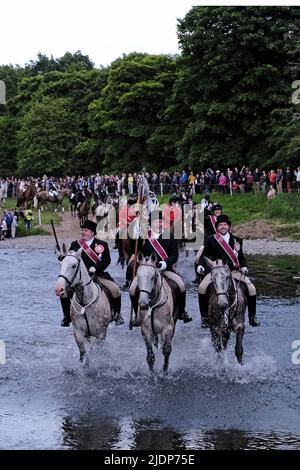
[
  {"left": 55, "top": 248, "right": 111, "bottom": 362},
  {"left": 135, "top": 252, "right": 177, "bottom": 373},
  {"left": 204, "top": 258, "right": 246, "bottom": 364}
]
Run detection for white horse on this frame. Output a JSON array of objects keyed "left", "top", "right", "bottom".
[
  {"left": 135, "top": 252, "right": 177, "bottom": 373},
  {"left": 55, "top": 248, "right": 111, "bottom": 361}
]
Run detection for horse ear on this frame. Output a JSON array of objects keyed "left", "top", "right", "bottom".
[
  {"left": 137, "top": 251, "right": 144, "bottom": 263},
  {"left": 204, "top": 256, "right": 214, "bottom": 270},
  {"left": 74, "top": 247, "right": 82, "bottom": 259},
  {"left": 150, "top": 252, "right": 157, "bottom": 264},
  {"left": 62, "top": 243, "right": 67, "bottom": 255}
]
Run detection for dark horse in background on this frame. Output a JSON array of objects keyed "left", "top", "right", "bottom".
[
  {"left": 203, "top": 258, "right": 247, "bottom": 364},
  {"left": 17, "top": 184, "right": 36, "bottom": 209}
]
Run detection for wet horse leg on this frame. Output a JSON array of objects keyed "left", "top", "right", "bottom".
[
  {"left": 162, "top": 334, "right": 172, "bottom": 373},
  {"left": 221, "top": 327, "right": 230, "bottom": 350},
  {"left": 73, "top": 328, "right": 86, "bottom": 362},
  {"left": 143, "top": 336, "right": 155, "bottom": 371},
  {"left": 211, "top": 326, "right": 222, "bottom": 353},
  {"left": 235, "top": 325, "right": 245, "bottom": 365}
]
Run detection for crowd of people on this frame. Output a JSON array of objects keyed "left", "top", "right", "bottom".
[
  {"left": 0, "top": 208, "right": 32, "bottom": 240},
  {"left": 1, "top": 165, "right": 300, "bottom": 200}
]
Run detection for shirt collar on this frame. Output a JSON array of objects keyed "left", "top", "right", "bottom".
[
  {"left": 85, "top": 237, "right": 94, "bottom": 246},
  {"left": 220, "top": 232, "right": 230, "bottom": 244}
]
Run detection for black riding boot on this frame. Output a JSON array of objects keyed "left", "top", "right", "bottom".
[
  {"left": 123, "top": 261, "right": 133, "bottom": 289},
  {"left": 129, "top": 294, "right": 140, "bottom": 327},
  {"left": 113, "top": 232, "right": 118, "bottom": 250},
  {"left": 111, "top": 295, "right": 124, "bottom": 326},
  {"left": 247, "top": 294, "right": 260, "bottom": 327},
  {"left": 192, "top": 263, "right": 200, "bottom": 284},
  {"left": 177, "top": 291, "right": 192, "bottom": 323},
  {"left": 60, "top": 298, "right": 71, "bottom": 327},
  {"left": 198, "top": 294, "right": 209, "bottom": 328}
]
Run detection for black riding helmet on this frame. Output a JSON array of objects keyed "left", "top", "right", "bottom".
[{"left": 211, "top": 203, "right": 223, "bottom": 212}]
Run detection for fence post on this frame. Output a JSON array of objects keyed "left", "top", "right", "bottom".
[
  {"left": 38, "top": 209, "right": 42, "bottom": 225},
  {"left": 160, "top": 182, "right": 163, "bottom": 196}
]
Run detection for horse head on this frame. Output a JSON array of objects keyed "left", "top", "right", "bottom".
[
  {"left": 55, "top": 248, "right": 82, "bottom": 298},
  {"left": 205, "top": 257, "right": 232, "bottom": 310},
  {"left": 137, "top": 252, "right": 159, "bottom": 311}
]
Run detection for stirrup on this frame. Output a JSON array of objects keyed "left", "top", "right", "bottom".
[
  {"left": 249, "top": 315, "right": 260, "bottom": 327},
  {"left": 114, "top": 314, "right": 124, "bottom": 326},
  {"left": 61, "top": 317, "right": 71, "bottom": 327},
  {"left": 130, "top": 317, "right": 141, "bottom": 327},
  {"left": 183, "top": 312, "right": 192, "bottom": 323}
]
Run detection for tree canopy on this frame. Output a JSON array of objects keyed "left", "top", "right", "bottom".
[{"left": 1, "top": 7, "right": 300, "bottom": 176}]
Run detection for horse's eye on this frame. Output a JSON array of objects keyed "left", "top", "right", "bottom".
[{"left": 72, "top": 264, "right": 76, "bottom": 269}]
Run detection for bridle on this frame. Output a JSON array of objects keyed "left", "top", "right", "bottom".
[
  {"left": 137, "top": 264, "right": 159, "bottom": 296},
  {"left": 210, "top": 264, "right": 238, "bottom": 324},
  {"left": 57, "top": 254, "right": 93, "bottom": 289},
  {"left": 137, "top": 263, "right": 166, "bottom": 309},
  {"left": 211, "top": 264, "right": 233, "bottom": 297}
]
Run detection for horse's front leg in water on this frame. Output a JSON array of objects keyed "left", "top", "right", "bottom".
[
  {"left": 144, "top": 337, "right": 155, "bottom": 371},
  {"left": 73, "top": 328, "right": 86, "bottom": 362},
  {"left": 162, "top": 335, "right": 172, "bottom": 374},
  {"left": 234, "top": 324, "right": 245, "bottom": 365}
]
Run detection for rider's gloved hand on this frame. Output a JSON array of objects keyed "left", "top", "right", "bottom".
[
  {"left": 89, "top": 266, "right": 96, "bottom": 274},
  {"left": 55, "top": 247, "right": 64, "bottom": 261},
  {"left": 240, "top": 267, "right": 248, "bottom": 275},
  {"left": 197, "top": 265, "right": 205, "bottom": 275},
  {"left": 158, "top": 261, "right": 167, "bottom": 271}
]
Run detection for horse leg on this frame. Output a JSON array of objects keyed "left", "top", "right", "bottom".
[
  {"left": 73, "top": 328, "right": 86, "bottom": 362},
  {"left": 221, "top": 327, "right": 230, "bottom": 350},
  {"left": 144, "top": 338, "right": 155, "bottom": 371},
  {"left": 235, "top": 325, "right": 245, "bottom": 365},
  {"left": 162, "top": 335, "right": 172, "bottom": 373},
  {"left": 211, "top": 327, "right": 222, "bottom": 353}
]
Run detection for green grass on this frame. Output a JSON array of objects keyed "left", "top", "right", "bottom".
[
  {"left": 158, "top": 191, "right": 300, "bottom": 238},
  {"left": 158, "top": 192, "right": 267, "bottom": 224}
]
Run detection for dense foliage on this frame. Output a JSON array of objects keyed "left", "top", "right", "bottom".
[{"left": 1, "top": 6, "right": 300, "bottom": 176}]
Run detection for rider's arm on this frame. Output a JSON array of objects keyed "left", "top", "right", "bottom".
[
  {"left": 198, "top": 236, "right": 213, "bottom": 268},
  {"left": 165, "top": 238, "right": 178, "bottom": 268}
]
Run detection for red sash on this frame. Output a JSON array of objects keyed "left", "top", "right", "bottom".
[
  {"left": 209, "top": 215, "right": 217, "bottom": 233},
  {"left": 78, "top": 239, "right": 99, "bottom": 264},
  {"left": 214, "top": 234, "right": 240, "bottom": 268},
  {"left": 147, "top": 230, "right": 168, "bottom": 261}
]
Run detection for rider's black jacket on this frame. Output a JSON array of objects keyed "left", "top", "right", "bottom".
[{"left": 199, "top": 233, "right": 247, "bottom": 272}]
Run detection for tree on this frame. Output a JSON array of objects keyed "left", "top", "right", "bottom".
[
  {"left": 17, "top": 97, "right": 81, "bottom": 175},
  {"left": 89, "top": 53, "right": 177, "bottom": 172},
  {"left": 176, "top": 6, "right": 300, "bottom": 169}
]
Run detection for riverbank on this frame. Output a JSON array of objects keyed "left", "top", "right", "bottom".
[
  {"left": 1, "top": 211, "right": 300, "bottom": 255},
  {"left": 1, "top": 233, "right": 300, "bottom": 255}
]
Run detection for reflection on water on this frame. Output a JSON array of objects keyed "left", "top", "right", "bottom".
[
  {"left": 247, "top": 255, "right": 300, "bottom": 298},
  {"left": 61, "top": 415, "right": 300, "bottom": 450}
]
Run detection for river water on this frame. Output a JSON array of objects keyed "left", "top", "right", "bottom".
[{"left": 0, "top": 248, "right": 299, "bottom": 450}]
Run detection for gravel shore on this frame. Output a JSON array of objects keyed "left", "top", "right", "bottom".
[{"left": 1, "top": 234, "right": 300, "bottom": 255}]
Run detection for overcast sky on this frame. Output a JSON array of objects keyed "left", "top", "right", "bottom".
[{"left": 0, "top": 0, "right": 198, "bottom": 67}]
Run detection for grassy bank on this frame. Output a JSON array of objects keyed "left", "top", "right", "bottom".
[
  {"left": 158, "top": 192, "right": 300, "bottom": 239},
  {"left": 1, "top": 198, "right": 62, "bottom": 237}
]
